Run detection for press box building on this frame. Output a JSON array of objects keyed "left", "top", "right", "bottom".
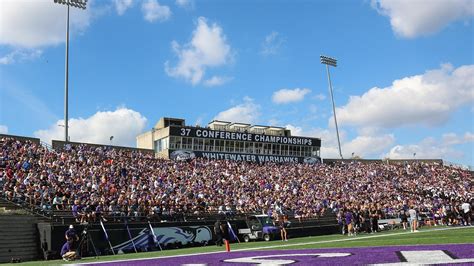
[{"left": 136, "top": 117, "right": 321, "bottom": 163}]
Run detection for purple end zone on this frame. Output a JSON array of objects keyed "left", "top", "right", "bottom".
[{"left": 83, "top": 244, "right": 474, "bottom": 266}]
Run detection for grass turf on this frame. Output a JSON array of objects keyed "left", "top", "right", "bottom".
[{"left": 7, "top": 226, "right": 474, "bottom": 265}]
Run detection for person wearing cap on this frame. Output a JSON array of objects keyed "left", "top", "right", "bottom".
[
  {"left": 61, "top": 225, "right": 79, "bottom": 261},
  {"left": 65, "top": 225, "right": 79, "bottom": 246}
]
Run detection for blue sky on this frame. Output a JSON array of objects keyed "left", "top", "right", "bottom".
[{"left": 0, "top": 0, "right": 473, "bottom": 166}]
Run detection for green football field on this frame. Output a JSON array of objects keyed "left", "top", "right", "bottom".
[{"left": 7, "top": 226, "right": 474, "bottom": 265}]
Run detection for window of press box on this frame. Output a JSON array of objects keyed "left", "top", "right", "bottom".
[
  {"left": 225, "top": 140, "right": 235, "bottom": 152},
  {"left": 169, "top": 136, "right": 181, "bottom": 150},
  {"left": 155, "top": 137, "right": 169, "bottom": 152},
  {"left": 182, "top": 137, "right": 193, "bottom": 150},
  {"left": 194, "top": 138, "right": 204, "bottom": 151}
]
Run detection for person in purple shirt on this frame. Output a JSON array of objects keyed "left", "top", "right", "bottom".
[
  {"left": 60, "top": 241, "right": 70, "bottom": 257},
  {"left": 61, "top": 225, "right": 79, "bottom": 261},
  {"left": 95, "top": 203, "right": 108, "bottom": 222},
  {"left": 72, "top": 200, "right": 85, "bottom": 223},
  {"left": 345, "top": 210, "right": 354, "bottom": 236}
]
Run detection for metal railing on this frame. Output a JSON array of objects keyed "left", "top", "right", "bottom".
[
  {"left": 0, "top": 193, "right": 52, "bottom": 220},
  {"left": 0, "top": 190, "right": 336, "bottom": 225}
]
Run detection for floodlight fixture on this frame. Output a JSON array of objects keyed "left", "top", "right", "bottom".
[
  {"left": 320, "top": 55, "right": 337, "bottom": 67},
  {"left": 54, "top": 0, "right": 87, "bottom": 9}
]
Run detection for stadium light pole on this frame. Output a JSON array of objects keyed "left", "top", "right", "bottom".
[
  {"left": 53, "top": 0, "right": 88, "bottom": 142},
  {"left": 320, "top": 55, "right": 343, "bottom": 159}
]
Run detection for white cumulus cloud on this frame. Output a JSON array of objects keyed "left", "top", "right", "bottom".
[
  {"left": 0, "top": 0, "right": 92, "bottom": 48},
  {"left": 0, "top": 125, "right": 8, "bottom": 134},
  {"left": 284, "top": 124, "right": 305, "bottom": 137},
  {"left": 175, "top": 0, "right": 193, "bottom": 8},
  {"left": 385, "top": 132, "right": 474, "bottom": 160},
  {"left": 313, "top": 93, "right": 326, "bottom": 101},
  {"left": 344, "top": 134, "right": 395, "bottom": 158},
  {"left": 165, "top": 17, "right": 232, "bottom": 85},
  {"left": 336, "top": 64, "right": 474, "bottom": 128},
  {"left": 442, "top": 132, "right": 474, "bottom": 146},
  {"left": 285, "top": 124, "right": 395, "bottom": 159},
  {"left": 141, "top": 0, "right": 171, "bottom": 23},
  {"left": 114, "top": 0, "right": 134, "bottom": 15},
  {"left": 372, "top": 0, "right": 474, "bottom": 38},
  {"left": 214, "top": 97, "right": 260, "bottom": 124},
  {"left": 261, "top": 31, "right": 285, "bottom": 56},
  {"left": 34, "top": 107, "right": 147, "bottom": 147},
  {"left": 203, "top": 76, "right": 233, "bottom": 87},
  {"left": 0, "top": 49, "right": 42, "bottom": 65},
  {"left": 272, "top": 88, "right": 311, "bottom": 104}
]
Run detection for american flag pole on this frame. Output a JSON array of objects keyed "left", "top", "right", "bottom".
[
  {"left": 148, "top": 221, "right": 162, "bottom": 251},
  {"left": 125, "top": 219, "right": 138, "bottom": 253},
  {"left": 227, "top": 221, "right": 240, "bottom": 243},
  {"left": 100, "top": 220, "right": 115, "bottom": 255}
]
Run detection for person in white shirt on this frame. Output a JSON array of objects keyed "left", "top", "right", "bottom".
[
  {"left": 408, "top": 206, "right": 418, "bottom": 232},
  {"left": 461, "top": 202, "right": 471, "bottom": 226},
  {"left": 53, "top": 195, "right": 63, "bottom": 210}
]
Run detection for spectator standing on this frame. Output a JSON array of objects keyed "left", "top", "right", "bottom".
[
  {"left": 400, "top": 210, "right": 408, "bottom": 230},
  {"left": 363, "top": 208, "right": 371, "bottom": 233},
  {"left": 279, "top": 215, "right": 289, "bottom": 241},
  {"left": 461, "top": 201, "right": 471, "bottom": 226},
  {"left": 408, "top": 206, "right": 418, "bottom": 232},
  {"left": 214, "top": 220, "right": 224, "bottom": 246},
  {"left": 370, "top": 208, "right": 379, "bottom": 233},
  {"left": 345, "top": 210, "right": 354, "bottom": 236}
]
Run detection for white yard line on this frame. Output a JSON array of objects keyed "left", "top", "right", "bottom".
[
  {"left": 73, "top": 226, "right": 473, "bottom": 265},
  {"left": 237, "top": 226, "right": 472, "bottom": 252}
]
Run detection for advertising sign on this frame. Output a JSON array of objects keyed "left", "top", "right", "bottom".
[
  {"left": 169, "top": 126, "right": 321, "bottom": 147},
  {"left": 170, "top": 150, "right": 320, "bottom": 164}
]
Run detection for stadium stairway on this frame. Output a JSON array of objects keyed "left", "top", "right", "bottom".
[
  {"left": 0, "top": 215, "right": 40, "bottom": 263},
  {"left": 0, "top": 199, "right": 40, "bottom": 263}
]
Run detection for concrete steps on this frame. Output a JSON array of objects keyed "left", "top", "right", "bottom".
[{"left": 0, "top": 215, "right": 40, "bottom": 263}]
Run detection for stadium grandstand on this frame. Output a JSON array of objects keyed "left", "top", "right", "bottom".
[{"left": 0, "top": 132, "right": 472, "bottom": 263}]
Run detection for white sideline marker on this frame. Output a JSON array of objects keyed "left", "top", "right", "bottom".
[{"left": 371, "top": 250, "right": 474, "bottom": 265}]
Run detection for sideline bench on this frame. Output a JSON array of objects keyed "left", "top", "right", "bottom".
[{"left": 378, "top": 218, "right": 401, "bottom": 230}]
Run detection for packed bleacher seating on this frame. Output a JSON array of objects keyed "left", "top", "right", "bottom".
[{"left": 0, "top": 137, "right": 472, "bottom": 228}]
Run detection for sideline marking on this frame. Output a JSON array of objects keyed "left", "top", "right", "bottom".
[
  {"left": 73, "top": 226, "right": 473, "bottom": 265},
  {"left": 370, "top": 250, "right": 474, "bottom": 265},
  {"left": 224, "top": 252, "right": 351, "bottom": 265}
]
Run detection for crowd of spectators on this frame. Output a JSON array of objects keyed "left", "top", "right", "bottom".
[{"left": 0, "top": 137, "right": 472, "bottom": 226}]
